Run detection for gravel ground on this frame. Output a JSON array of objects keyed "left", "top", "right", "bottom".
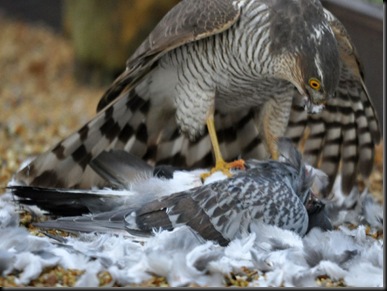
[
  {"left": 0, "top": 16, "right": 103, "bottom": 192},
  {"left": 0, "top": 15, "right": 384, "bottom": 287}
]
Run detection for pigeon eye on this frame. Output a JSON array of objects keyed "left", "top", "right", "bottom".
[{"left": 309, "top": 78, "right": 321, "bottom": 91}]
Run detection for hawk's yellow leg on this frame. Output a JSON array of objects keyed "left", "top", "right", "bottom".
[
  {"left": 201, "top": 114, "right": 245, "bottom": 180},
  {"left": 262, "top": 110, "right": 279, "bottom": 161}
]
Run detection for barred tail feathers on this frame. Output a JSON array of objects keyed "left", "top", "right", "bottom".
[
  {"left": 13, "top": 91, "right": 154, "bottom": 189},
  {"left": 285, "top": 70, "right": 381, "bottom": 196}
]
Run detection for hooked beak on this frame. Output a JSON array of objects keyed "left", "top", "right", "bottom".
[
  {"left": 292, "top": 81, "right": 325, "bottom": 114},
  {"left": 302, "top": 95, "right": 325, "bottom": 114}
]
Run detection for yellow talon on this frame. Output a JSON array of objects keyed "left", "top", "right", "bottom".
[
  {"left": 200, "top": 159, "right": 245, "bottom": 180},
  {"left": 201, "top": 113, "right": 246, "bottom": 181}
]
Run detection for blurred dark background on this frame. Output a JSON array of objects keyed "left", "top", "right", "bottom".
[
  {"left": 0, "top": 0, "right": 179, "bottom": 84},
  {"left": 0, "top": 0, "right": 383, "bottom": 132},
  {"left": 321, "top": 0, "right": 384, "bottom": 133},
  {"left": 0, "top": 0, "right": 62, "bottom": 31}
]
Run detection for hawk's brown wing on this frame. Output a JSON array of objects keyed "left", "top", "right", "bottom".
[
  {"left": 10, "top": 0, "right": 244, "bottom": 189},
  {"left": 96, "top": 0, "right": 242, "bottom": 112},
  {"left": 285, "top": 8, "right": 381, "bottom": 195}
]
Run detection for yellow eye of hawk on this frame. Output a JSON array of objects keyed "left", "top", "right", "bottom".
[{"left": 309, "top": 78, "right": 321, "bottom": 91}]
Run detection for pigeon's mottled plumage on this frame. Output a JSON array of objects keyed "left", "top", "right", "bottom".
[
  {"left": 11, "top": 0, "right": 380, "bottom": 197},
  {"left": 34, "top": 138, "right": 332, "bottom": 246}
]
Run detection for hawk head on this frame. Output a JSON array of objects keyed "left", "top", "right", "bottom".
[
  {"left": 295, "top": 26, "right": 341, "bottom": 115},
  {"left": 270, "top": 0, "right": 341, "bottom": 114}
]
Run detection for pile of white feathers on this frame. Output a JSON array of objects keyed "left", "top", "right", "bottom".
[{"left": 0, "top": 168, "right": 384, "bottom": 287}]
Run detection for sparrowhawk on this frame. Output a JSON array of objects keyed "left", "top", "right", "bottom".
[{"left": 11, "top": 0, "right": 380, "bottom": 196}]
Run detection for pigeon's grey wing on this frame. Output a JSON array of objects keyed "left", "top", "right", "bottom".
[
  {"left": 8, "top": 186, "right": 127, "bottom": 216},
  {"left": 10, "top": 149, "right": 185, "bottom": 215},
  {"left": 286, "top": 9, "right": 381, "bottom": 195},
  {"left": 33, "top": 186, "right": 238, "bottom": 245},
  {"left": 35, "top": 207, "right": 133, "bottom": 234},
  {"left": 90, "top": 149, "right": 185, "bottom": 186},
  {"left": 126, "top": 183, "right": 245, "bottom": 246},
  {"left": 90, "top": 149, "right": 154, "bottom": 188},
  {"left": 97, "top": 0, "right": 242, "bottom": 111}
]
